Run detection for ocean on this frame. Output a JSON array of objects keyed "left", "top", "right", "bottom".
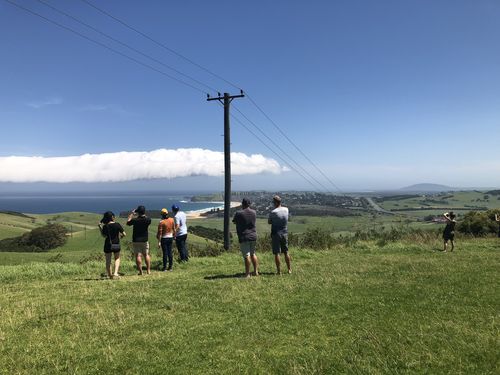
[{"left": 0, "top": 192, "right": 223, "bottom": 215}]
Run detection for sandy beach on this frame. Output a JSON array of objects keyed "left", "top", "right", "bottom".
[{"left": 187, "top": 201, "right": 241, "bottom": 219}]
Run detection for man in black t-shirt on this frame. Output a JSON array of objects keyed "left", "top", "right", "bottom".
[
  {"left": 232, "top": 198, "right": 258, "bottom": 278},
  {"left": 127, "top": 205, "right": 152, "bottom": 275}
]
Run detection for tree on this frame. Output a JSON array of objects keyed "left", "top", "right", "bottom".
[
  {"left": 457, "top": 210, "right": 500, "bottom": 236},
  {"left": 15, "top": 223, "right": 68, "bottom": 251}
]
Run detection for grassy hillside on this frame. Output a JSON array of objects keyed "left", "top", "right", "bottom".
[
  {"left": 0, "top": 212, "right": 217, "bottom": 266},
  {"left": 0, "top": 239, "right": 498, "bottom": 374},
  {"left": 377, "top": 191, "right": 500, "bottom": 214},
  {"left": 0, "top": 211, "right": 430, "bottom": 266}
]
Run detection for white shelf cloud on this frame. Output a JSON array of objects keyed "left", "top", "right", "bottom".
[{"left": 0, "top": 148, "right": 286, "bottom": 183}]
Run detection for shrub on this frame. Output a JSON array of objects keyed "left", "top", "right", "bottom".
[
  {"left": 299, "top": 228, "right": 336, "bottom": 250},
  {"left": 189, "top": 240, "right": 225, "bottom": 257},
  {"left": 457, "top": 210, "right": 500, "bottom": 236},
  {"left": 0, "top": 223, "right": 68, "bottom": 252},
  {"left": 188, "top": 225, "right": 227, "bottom": 243}
]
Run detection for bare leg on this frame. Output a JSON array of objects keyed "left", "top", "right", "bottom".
[
  {"left": 113, "top": 252, "right": 121, "bottom": 276},
  {"left": 250, "top": 254, "right": 259, "bottom": 276},
  {"left": 443, "top": 240, "right": 447, "bottom": 252},
  {"left": 244, "top": 256, "right": 251, "bottom": 277},
  {"left": 136, "top": 253, "right": 143, "bottom": 275},
  {"left": 145, "top": 254, "right": 151, "bottom": 274},
  {"left": 274, "top": 254, "right": 281, "bottom": 274},
  {"left": 105, "top": 253, "right": 112, "bottom": 278},
  {"left": 285, "top": 252, "right": 292, "bottom": 274},
  {"left": 450, "top": 240, "right": 454, "bottom": 252}
]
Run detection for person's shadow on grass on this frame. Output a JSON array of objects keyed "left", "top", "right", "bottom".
[
  {"left": 75, "top": 272, "right": 126, "bottom": 281},
  {"left": 204, "top": 272, "right": 275, "bottom": 280}
]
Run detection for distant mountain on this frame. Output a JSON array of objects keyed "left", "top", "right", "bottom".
[{"left": 399, "top": 183, "right": 455, "bottom": 192}]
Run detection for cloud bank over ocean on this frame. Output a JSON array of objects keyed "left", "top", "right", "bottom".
[{"left": 0, "top": 149, "right": 286, "bottom": 183}]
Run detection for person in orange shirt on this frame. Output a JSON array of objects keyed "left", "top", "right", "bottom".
[{"left": 157, "top": 208, "right": 175, "bottom": 271}]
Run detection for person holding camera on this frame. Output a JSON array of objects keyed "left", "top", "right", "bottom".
[
  {"left": 98, "top": 211, "right": 125, "bottom": 279},
  {"left": 443, "top": 211, "right": 456, "bottom": 252},
  {"left": 127, "top": 205, "right": 152, "bottom": 275}
]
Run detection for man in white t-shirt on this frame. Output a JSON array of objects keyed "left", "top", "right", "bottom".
[
  {"left": 268, "top": 195, "right": 291, "bottom": 274},
  {"left": 172, "top": 205, "right": 189, "bottom": 262}
]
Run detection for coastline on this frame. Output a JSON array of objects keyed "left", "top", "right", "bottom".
[{"left": 187, "top": 201, "right": 241, "bottom": 219}]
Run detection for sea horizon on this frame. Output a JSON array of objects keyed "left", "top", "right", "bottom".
[{"left": 0, "top": 191, "right": 223, "bottom": 215}]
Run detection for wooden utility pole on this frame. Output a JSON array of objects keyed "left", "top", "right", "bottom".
[{"left": 207, "top": 91, "right": 245, "bottom": 250}]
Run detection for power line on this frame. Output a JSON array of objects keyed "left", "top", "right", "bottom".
[
  {"left": 246, "top": 93, "right": 345, "bottom": 195},
  {"left": 3, "top": 0, "right": 208, "bottom": 94},
  {"left": 77, "top": 0, "right": 345, "bottom": 193},
  {"left": 233, "top": 105, "right": 331, "bottom": 193},
  {"left": 11, "top": 0, "right": 344, "bottom": 194},
  {"left": 79, "top": 0, "right": 242, "bottom": 91},
  {"left": 6, "top": 0, "right": 315, "bottom": 192},
  {"left": 34, "top": 0, "right": 218, "bottom": 93},
  {"left": 227, "top": 108, "right": 322, "bottom": 192},
  {"left": 232, "top": 115, "right": 322, "bottom": 192}
]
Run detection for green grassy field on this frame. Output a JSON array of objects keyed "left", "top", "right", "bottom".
[
  {"left": 378, "top": 191, "right": 500, "bottom": 213},
  {"left": 0, "top": 238, "right": 499, "bottom": 374},
  {"left": 0, "top": 211, "right": 222, "bottom": 266}
]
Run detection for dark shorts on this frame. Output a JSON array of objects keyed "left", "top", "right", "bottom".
[
  {"left": 271, "top": 233, "right": 288, "bottom": 255},
  {"left": 443, "top": 232, "right": 455, "bottom": 241},
  {"left": 104, "top": 244, "right": 121, "bottom": 254}
]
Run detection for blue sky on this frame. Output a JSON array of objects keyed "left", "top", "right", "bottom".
[{"left": 1, "top": 0, "right": 500, "bottom": 191}]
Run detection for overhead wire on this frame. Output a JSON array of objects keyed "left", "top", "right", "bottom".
[
  {"left": 230, "top": 114, "right": 322, "bottom": 192},
  {"left": 7, "top": 0, "right": 343, "bottom": 193},
  {"left": 77, "top": 0, "right": 344, "bottom": 193},
  {"left": 3, "top": 0, "right": 209, "bottom": 95},
  {"left": 213, "top": 102, "right": 322, "bottom": 191},
  {"left": 79, "top": 0, "right": 243, "bottom": 91},
  {"left": 233, "top": 105, "right": 331, "bottom": 193},
  {"left": 4, "top": 0, "right": 325, "bottom": 192},
  {"left": 245, "top": 93, "right": 346, "bottom": 195},
  {"left": 34, "top": 0, "right": 218, "bottom": 93},
  {"left": 77, "top": 0, "right": 345, "bottom": 194}
]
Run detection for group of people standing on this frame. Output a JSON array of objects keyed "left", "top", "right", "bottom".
[
  {"left": 98, "top": 195, "right": 292, "bottom": 279},
  {"left": 232, "top": 195, "right": 292, "bottom": 277},
  {"left": 98, "top": 204, "right": 189, "bottom": 279}
]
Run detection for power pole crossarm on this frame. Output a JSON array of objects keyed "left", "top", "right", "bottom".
[{"left": 207, "top": 91, "right": 245, "bottom": 250}]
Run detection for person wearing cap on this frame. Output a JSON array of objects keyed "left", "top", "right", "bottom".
[
  {"left": 268, "top": 195, "right": 292, "bottom": 274},
  {"left": 232, "top": 198, "right": 259, "bottom": 278},
  {"left": 157, "top": 208, "right": 175, "bottom": 271},
  {"left": 127, "top": 205, "right": 152, "bottom": 275},
  {"left": 172, "top": 205, "right": 189, "bottom": 262},
  {"left": 442, "top": 211, "right": 456, "bottom": 252}
]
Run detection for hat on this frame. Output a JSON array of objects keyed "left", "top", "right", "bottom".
[
  {"left": 242, "top": 198, "right": 251, "bottom": 207},
  {"left": 171, "top": 205, "right": 180, "bottom": 211},
  {"left": 160, "top": 208, "right": 169, "bottom": 215},
  {"left": 135, "top": 205, "right": 146, "bottom": 215}
]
